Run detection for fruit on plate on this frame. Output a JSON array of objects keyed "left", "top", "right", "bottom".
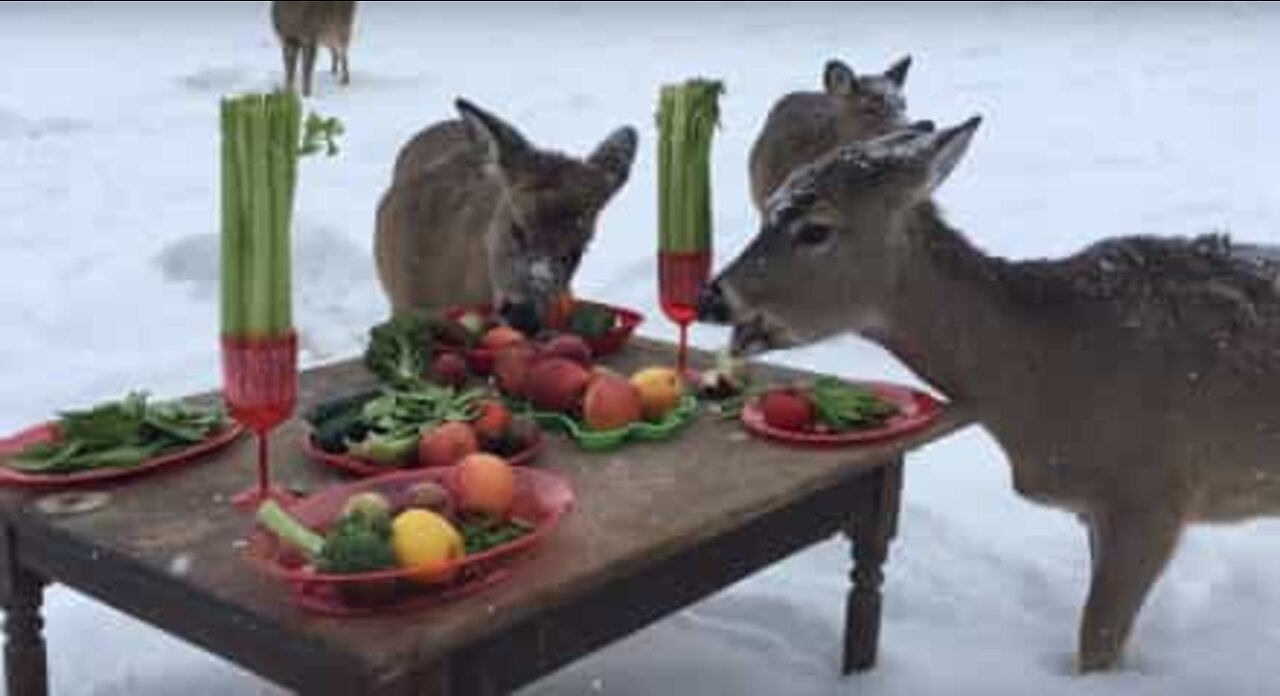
[
  {"left": 480, "top": 326, "right": 528, "bottom": 352},
  {"left": 430, "top": 353, "right": 469, "bottom": 389},
  {"left": 452, "top": 453, "right": 517, "bottom": 517},
  {"left": 545, "top": 293, "right": 576, "bottom": 330},
  {"left": 494, "top": 344, "right": 539, "bottom": 399},
  {"left": 406, "top": 481, "right": 456, "bottom": 519},
  {"left": 472, "top": 400, "right": 513, "bottom": 442},
  {"left": 526, "top": 358, "right": 593, "bottom": 414},
  {"left": 391, "top": 509, "right": 465, "bottom": 585},
  {"left": 418, "top": 421, "right": 480, "bottom": 468},
  {"left": 542, "top": 334, "right": 593, "bottom": 367},
  {"left": 759, "top": 389, "right": 815, "bottom": 432},
  {"left": 583, "top": 373, "right": 644, "bottom": 432},
  {"left": 630, "top": 367, "right": 684, "bottom": 421}
]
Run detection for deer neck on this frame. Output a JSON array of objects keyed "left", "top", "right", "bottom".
[{"left": 872, "top": 202, "right": 1031, "bottom": 409}]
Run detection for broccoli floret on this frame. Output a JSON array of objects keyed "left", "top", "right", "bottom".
[
  {"left": 364, "top": 315, "right": 434, "bottom": 388},
  {"left": 256, "top": 501, "right": 396, "bottom": 576},
  {"left": 317, "top": 515, "right": 396, "bottom": 574}
]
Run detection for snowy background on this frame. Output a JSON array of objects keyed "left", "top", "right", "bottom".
[{"left": 3, "top": 1, "right": 1279, "bottom": 694}]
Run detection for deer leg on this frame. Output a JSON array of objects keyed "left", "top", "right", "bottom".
[
  {"left": 281, "top": 40, "right": 300, "bottom": 93},
  {"left": 338, "top": 49, "right": 351, "bottom": 86},
  {"left": 1077, "top": 507, "right": 1183, "bottom": 673},
  {"left": 300, "top": 43, "right": 318, "bottom": 97},
  {"left": 330, "top": 47, "right": 339, "bottom": 75}
]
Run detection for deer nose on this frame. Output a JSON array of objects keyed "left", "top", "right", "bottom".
[{"left": 697, "top": 280, "right": 732, "bottom": 325}]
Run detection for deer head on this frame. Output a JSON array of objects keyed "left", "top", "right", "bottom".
[
  {"left": 824, "top": 55, "right": 912, "bottom": 135},
  {"left": 455, "top": 99, "right": 639, "bottom": 324},
  {"left": 700, "top": 117, "right": 982, "bottom": 356}
]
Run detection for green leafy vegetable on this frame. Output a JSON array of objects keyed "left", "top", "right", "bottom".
[
  {"left": 566, "top": 303, "right": 615, "bottom": 339},
  {"left": 809, "top": 378, "right": 900, "bottom": 431},
  {"left": 364, "top": 315, "right": 435, "bottom": 388},
  {"left": 458, "top": 515, "right": 533, "bottom": 556},
  {"left": 6, "top": 393, "right": 227, "bottom": 474}
]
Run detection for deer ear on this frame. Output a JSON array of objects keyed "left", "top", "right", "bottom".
[
  {"left": 922, "top": 116, "right": 982, "bottom": 194},
  {"left": 456, "top": 98, "right": 533, "bottom": 172},
  {"left": 823, "top": 60, "right": 859, "bottom": 96},
  {"left": 883, "top": 55, "right": 912, "bottom": 87},
  {"left": 588, "top": 126, "right": 639, "bottom": 192}
]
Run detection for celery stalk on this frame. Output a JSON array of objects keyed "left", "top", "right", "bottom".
[{"left": 656, "top": 79, "right": 723, "bottom": 254}]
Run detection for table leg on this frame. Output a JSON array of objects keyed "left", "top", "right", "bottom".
[
  {"left": 1, "top": 528, "right": 49, "bottom": 696},
  {"left": 843, "top": 457, "right": 904, "bottom": 675}
]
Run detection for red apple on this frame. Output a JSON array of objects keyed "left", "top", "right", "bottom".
[{"left": 759, "top": 390, "right": 815, "bottom": 432}]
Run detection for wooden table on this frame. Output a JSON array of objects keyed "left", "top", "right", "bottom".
[{"left": 0, "top": 339, "right": 971, "bottom": 695}]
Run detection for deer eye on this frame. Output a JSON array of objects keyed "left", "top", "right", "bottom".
[{"left": 792, "top": 223, "right": 835, "bottom": 251}]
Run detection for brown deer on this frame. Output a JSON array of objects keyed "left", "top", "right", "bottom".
[
  {"left": 375, "top": 99, "right": 638, "bottom": 324},
  {"left": 271, "top": 1, "right": 357, "bottom": 97},
  {"left": 749, "top": 56, "right": 912, "bottom": 211},
  {"left": 699, "top": 119, "right": 1280, "bottom": 672}
]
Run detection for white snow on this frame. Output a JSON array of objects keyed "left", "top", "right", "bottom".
[{"left": 3, "top": 1, "right": 1280, "bottom": 694}]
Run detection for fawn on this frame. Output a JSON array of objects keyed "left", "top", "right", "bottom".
[
  {"left": 375, "top": 99, "right": 638, "bottom": 324},
  {"left": 271, "top": 1, "right": 357, "bottom": 97},
  {"left": 749, "top": 56, "right": 912, "bottom": 211},
  {"left": 700, "top": 119, "right": 1280, "bottom": 672}
]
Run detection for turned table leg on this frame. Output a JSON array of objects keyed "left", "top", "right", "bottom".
[
  {"left": 1, "top": 525, "right": 49, "bottom": 696},
  {"left": 843, "top": 457, "right": 904, "bottom": 675}
]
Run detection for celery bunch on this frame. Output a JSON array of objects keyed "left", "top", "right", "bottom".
[
  {"left": 657, "top": 79, "right": 724, "bottom": 253},
  {"left": 220, "top": 93, "right": 341, "bottom": 337}
]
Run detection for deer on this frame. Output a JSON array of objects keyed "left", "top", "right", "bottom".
[
  {"left": 698, "top": 119, "right": 1280, "bottom": 672},
  {"left": 749, "top": 56, "right": 912, "bottom": 212},
  {"left": 375, "top": 99, "right": 638, "bottom": 326},
  {"left": 271, "top": 1, "right": 358, "bottom": 97}
]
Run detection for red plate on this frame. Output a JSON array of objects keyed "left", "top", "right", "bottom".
[
  {"left": 440, "top": 301, "right": 645, "bottom": 374},
  {"left": 245, "top": 467, "right": 574, "bottom": 616},
  {"left": 741, "top": 382, "right": 943, "bottom": 447},
  {"left": 300, "top": 427, "right": 543, "bottom": 477},
  {"left": 0, "top": 422, "right": 245, "bottom": 489}
]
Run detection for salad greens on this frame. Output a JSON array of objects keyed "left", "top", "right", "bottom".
[{"left": 7, "top": 393, "right": 227, "bottom": 474}]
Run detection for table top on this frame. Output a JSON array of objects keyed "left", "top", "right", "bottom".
[{"left": 0, "top": 338, "right": 974, "bottom": 689}]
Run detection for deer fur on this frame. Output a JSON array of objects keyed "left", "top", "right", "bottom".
[
  {"left": 700, "top": 120, "right": 1280, "bottom": 672},
  {"left": 748, "top": 56, "right": 911, "bottom": 211},
  {"left": 271, "top": 1, "right": 357, "bottom": 97},
  {"left": 375, "top": 99, "right": 638, "bottom": 321}
]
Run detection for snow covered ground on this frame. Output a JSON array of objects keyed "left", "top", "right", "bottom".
[{"left": 3, "top": 1, "right": 1279, "bottom": 694}]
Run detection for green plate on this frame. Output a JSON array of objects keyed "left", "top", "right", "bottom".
[{"left": 509, "top": 396, "right": 700, "bottom": 452}]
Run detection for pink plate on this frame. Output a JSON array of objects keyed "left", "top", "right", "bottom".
[
  {"left": 0, "top": 422, "right": 245, "bottom": 489},
  {"left": 741, "top": 382, "right": 943, "bottom": 448},
  {"left": 245, "top": 466, "right": 574, "bottom": 616}
]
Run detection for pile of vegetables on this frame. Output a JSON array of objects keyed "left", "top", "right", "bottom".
[
  {"left": 306, "top": 385, "right": 485, "bottom": 465},
  {"left": 220, "top": 92, "right": 341, "bottom": 339},
  {"left": 6, "top": 393, "right": 227, "bottom": 474},
  {"left": 657, "top": 78, "right": 724, "bottom": 255},
  {"left": 756, "top": 377, "right": 901, "bottom": 433},
  {"left": 256, "top": 471, "right": 532, "bottom": 592}
]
